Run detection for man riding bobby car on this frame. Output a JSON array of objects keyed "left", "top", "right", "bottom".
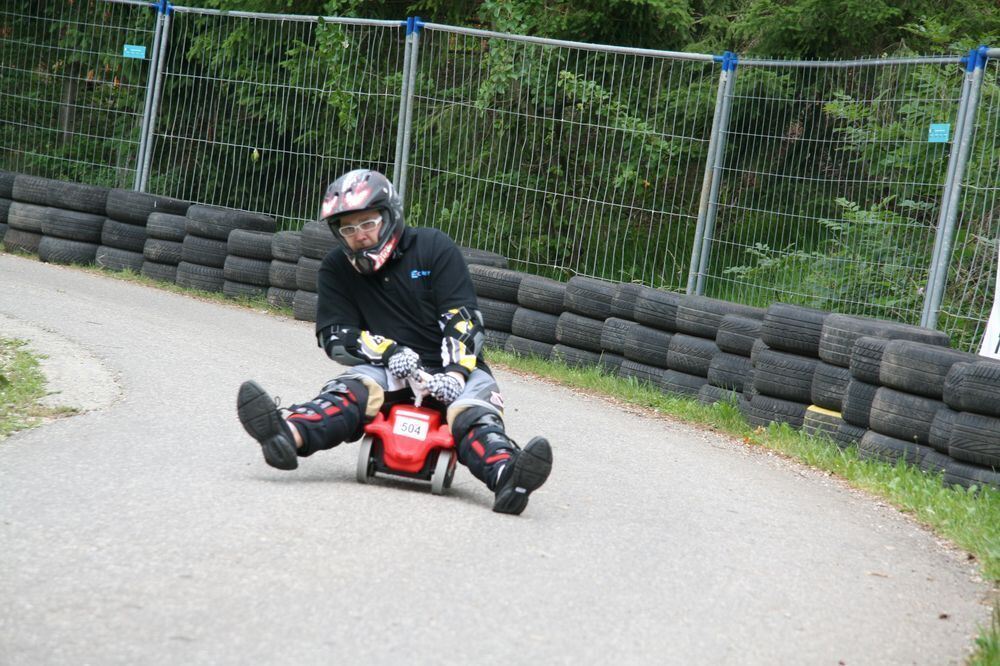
[{"left": 237, "top": 169, "right": 553, "bottom": 515}]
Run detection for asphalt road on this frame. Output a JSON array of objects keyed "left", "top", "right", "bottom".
[{"left": 0, "top": 253, "right": 992, "bottom": 665}]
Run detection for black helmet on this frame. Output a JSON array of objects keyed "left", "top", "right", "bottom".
[{"left": 319, "top": 169, "right": 404, "bottom": 275}]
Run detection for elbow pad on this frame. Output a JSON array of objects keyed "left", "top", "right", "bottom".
[
  {"left": 439, "top": 306, "right": 484, "bottom": 374},
  {"left": 317, "top": 325, "right": 398, "bottom": 366}
]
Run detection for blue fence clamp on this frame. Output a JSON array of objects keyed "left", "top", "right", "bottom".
[
  {"left": 151, "top": 0, "right": 172, "bottom": 15},
  {"left": 405, "top": 16, "right": 424, "bottom": 35},
  {"left": 976, "top": 45, "right": 989, "bottom": 69},
  {"left": 722, "top": 51, "right": 738, "bottom": 72}
]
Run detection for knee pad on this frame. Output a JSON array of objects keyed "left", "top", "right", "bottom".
[
  {"left": 451, "top": 406, "right": 515, "bottom": 490},
  {"left": 287, "top": 378, "right": 368, "bottom": 457}
]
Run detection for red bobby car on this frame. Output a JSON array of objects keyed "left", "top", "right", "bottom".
[{"left": 354, "top": 369, "right": 457, "bottom": 495}]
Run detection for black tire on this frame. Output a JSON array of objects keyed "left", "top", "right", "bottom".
[
  {"left": 299, "top": 221, "right": 338, "bottom": 260},
  {"left": 268, "top": 260, "right": 299, "bottom": 290},
  {"left": 619, "top": 359, "right": 665, "bottom": 388},
  {"left": 0, "top": 222, "right": 7, "bottom": 241},
  {"left": 96, "top": 246, "right": 144, "bottom": 272},
  {"left": 750, "top": 338, "right": 770, "bottom": 366},
  {"left": 599, "top": 353, "right": 625, "bottom": 375},
  {"left": 611, "top": 283, "right": 644, "bottom": 319},
  {"left": 623, "top": 324, "right": 672, "bottom": 369},
  {"left": 271, "top": 230, "right": 302, "bottom": 262},
  {"left": 3, "top": 229, "right": 42, "bottom": 254},
  {"left": 223, "top": 280, "right": 267, "bottom": 300},
  {"left": 101, "top": 219, "right": 147, "bottom": 252},
  {"left": 943, "top": 460, "right": 1000, "bottom": 491},
  {"left": 879, "top": 340, "right": 976, "bottom": 400},
  {"left": 293, "top": 289, "right": 318, "bottom": 321},
  {"left": 842, "top": 379, "right": 878, "bottom": 428},
  {"left": 484, "top": 329, "right": 511, "bottom": 350},
  {"left": 675, "top": 296, "right": 764, "bottom": 340},
  {"left": 228, "top": 229, "right": 274, "bottom": 260},
  {"left": 296, "top": 256, "right": 321, "bottom": 292},
  {"left": 186, "top": 204, "right": 276, "bottom": 240},
  {"left": 949, "top": 412, "right": 1000, "bottom": 469},
  {"left": 760, "top": 303, "right": 829, "bottom": 357},
  {"left": 146, "top": 213, "right": 188, "bottom": 241},
  {"left": 810, "top": 362, "right": 851, "bottom": 412},
  {"left": 698, "top": 384, "right": 739, "bottom": 406},
  {"left": 38, "top": 236, "right": 97, "bottom": 265},
  {"left": 832, "top": 421, "right": 867, "bottom": 449},
  {"left": 106, "top": 189, "right": 188, "bottom": 224},
  {"left": 517, "top": 275, "right": 566, "bottom": 314},
  {"left": 6, "top": 202, "right": 47, "bottom": 233},
  {"left": 633, "top": 288, "right": 682, "bottom": 332},
  {"left": 141, "top": 261, "right": 177, "bottom": 283},
  {"left": 551, "top": 344, "right": 602, "bottom": 369},
  {"left": 143, "top": 238, "right": 183, "bottom": 265},
  {"left": 858, "top": 431, "right": 923, "bottom": 466},
  {"left": 849, "top": 336, "right": 889, "bottom": 383},
  {"left": 601, "top": 317, "right": 637, "bottom": 355},
  {"left": 818, "top": 314, "right": 950, "bottom": 368},
  {"left": 468, "top": 265, "right": 523, "bottom": 301},
  {"left": 868, "top": 387, "right": 943, "bottom": 445},
  {"left": 742, "top": 394, "right": 808, "bottom": 429},
  {"left": 503, "top": 335, "right": 552, "bottom": 359},
  {"left": 40, "top": 208, "right": 104, "bottom": 243},
  {"left": 510, "top": 308, "right": 559, "bottom": 344},
  {"left": 667, "top": 334, "right": 718, "bottom": 377},
  {"left": 708, "top": 352, "right": 752, "bottom": 391},
  {"left": 751, "top": 349, "right": 819, "bottom": 403},
  {"left": 555, "top": 312, "right": 605, "bottom": 352},
  {"left": 181, "top": 235, "right": 228, "bottom": 269},
  {"left": 661, "top": 369, "right": 708, "bottom": 397},
  {"left": 716, "top": 315, "right": 762, "bottom": 356},
  {"left": 461, "top": 247, "right": 507, "bottom": 268},
  {"left": 802, "top": 405, "right": 842, "bottom": 440},
  {"left": 12, "top": 175, "right": 109, "bottom": 214},
  {"left": 0, "top": 171, "right": 14, "bottom": 198},
  {"left": 479, "top": 298, "right": 519, "bottom": 332},
  {"left": 176, "top": 261, "right": 224, "bottom": 292},
  {"left": 943, "top": 360, "right": 1000, "bottom": 416},
  {"left": 919, "top": 449, "right": 951, "bottom": 475},
  {"left": 0, "top": 198, "right": 9, "bottom": 224},
  {"left": 929, "top": 407, "right": 958, "bottom": 454},
  {"left": 564, "top": 276, "right": 616, "bottom": 320},
  {"left": 224, "top": 255, "right": 270, "bottom": 287},
  {"left": 266, "top": 286, "right": 296, "bottom": 309}
]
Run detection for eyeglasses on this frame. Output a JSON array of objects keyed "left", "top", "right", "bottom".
[{"left": 336, "top": 214, "right": 382, "bottom": 238}]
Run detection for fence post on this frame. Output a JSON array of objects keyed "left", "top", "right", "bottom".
[
  {"left": 392, "top": 18, "right": 414, "bottom": 187},
  {"left": 137, "top": 1, "right": 173, "bottom": 193},
  {"left": 686, "top": 53, "right": 730, "bottom": 294},
  {"left": 922, "top": 46, "right": 988, "bottom": 329},
  {"left": 396, "top": 17, "right": 422, "bottom": 205},
  {"left": 133, "top": 3, "right": 165, "bottom": 191},
  {"left": 694, "top": 52, "right": 738, "bottom": 295}
]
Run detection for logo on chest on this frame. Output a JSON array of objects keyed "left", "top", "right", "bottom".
[{"left": 410, "top": 269, "right": 432, "bottom": 279}]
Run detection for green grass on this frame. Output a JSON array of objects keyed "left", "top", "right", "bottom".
[{"left": 0, "top": 338, "right": 75, "bottom": 438}]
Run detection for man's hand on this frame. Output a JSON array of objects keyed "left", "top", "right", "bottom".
[
  {"left": 386, "top": 346, "right": 420, "bottom": 379},
  {"left": 426, "top": 372, "right": 465, "bottom": 404}
]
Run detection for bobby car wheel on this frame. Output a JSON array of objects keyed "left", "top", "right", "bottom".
[
  {"left": 430, "top": 449, "right": 457, "bottom": 495},
  {"left": 356, "top": 435, "right": 376, "bottom": 483}
]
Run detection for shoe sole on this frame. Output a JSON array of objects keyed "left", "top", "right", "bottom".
[
  {"left": 237, "top": 380, "right": 298, "bottom": 470},
  {"left": 493, "top": 437, "right": 552, "bottom": 515}
]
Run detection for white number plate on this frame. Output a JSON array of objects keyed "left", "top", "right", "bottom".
[{"left": 393, "top": 413, "right": 430, "bottom": 441}]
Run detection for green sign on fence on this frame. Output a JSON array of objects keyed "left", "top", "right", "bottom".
[
  {"left": 928, "top": 123, "right": 951, "bottom": 143},
  {"left": 122, "top": 44, "right": 147, "bottom": 59}
]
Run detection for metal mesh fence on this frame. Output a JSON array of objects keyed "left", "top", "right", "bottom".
[
  {"left": 697, "top": 58, "right": 966, "bottom": 327},
  {"left": 402, "top": 25, "right": 719, "bottom": 287},
  {"left": 0, "top": 0, "right": 157, "bottom": 187},
  {"left": 146, "top": 10, "right": 405, "bottom": 230},
  {"left": 937, "top": 55, "right": 1000, "bottom": 351}
]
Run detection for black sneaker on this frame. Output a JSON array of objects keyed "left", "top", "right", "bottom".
[
  {"left": 237, "top": 380, "right": 298, "bottom": 470},
  {"left": 492, "top": 437, "right": 552, "bottom": 515}
]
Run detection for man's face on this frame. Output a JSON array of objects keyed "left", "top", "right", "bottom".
[{"left": 336, "top": 209, "right": 382, "bottom": 252}]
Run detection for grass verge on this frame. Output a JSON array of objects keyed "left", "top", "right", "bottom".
[{"left": 0, "top": 338, "right": 74, "bottom": 438}]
